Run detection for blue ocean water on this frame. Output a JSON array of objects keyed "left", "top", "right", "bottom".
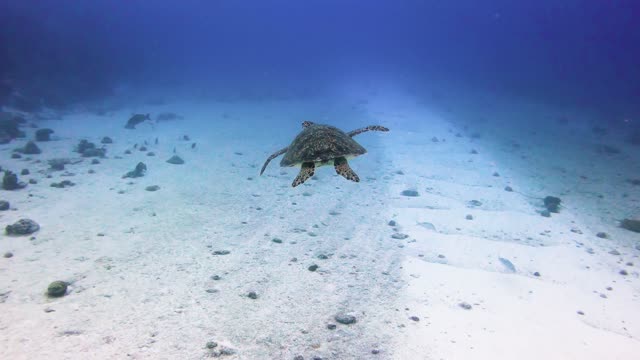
[
  {"left": 1, "top": 1, "right": 638, "bottom": 119},
  {"left": 1, "top": 1, "right": 639, "bottom": 359}
]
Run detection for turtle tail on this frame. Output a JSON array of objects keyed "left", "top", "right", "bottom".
[{"left": 260, "top": 147, "right": 289, "bottom": 175}]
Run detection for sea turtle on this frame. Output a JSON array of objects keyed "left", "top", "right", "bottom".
[{"left": 260, "top": 121, "right": 389, "bottom": 187}]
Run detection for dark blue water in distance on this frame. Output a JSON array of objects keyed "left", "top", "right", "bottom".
[{"left": 1, "top": 0, "right": 639, "bottom": 124}]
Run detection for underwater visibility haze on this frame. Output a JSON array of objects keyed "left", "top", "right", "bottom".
[{"left": 1, "top": 1, "right": 639, "bottom": 359}]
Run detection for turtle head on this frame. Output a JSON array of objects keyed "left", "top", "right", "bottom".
[{"left": 302, "top": 121, "right": 315, "bottom": 128}]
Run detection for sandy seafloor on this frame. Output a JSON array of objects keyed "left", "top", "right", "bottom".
[{"left": 0, "top": 90, "right": 639, "bottom": 360}]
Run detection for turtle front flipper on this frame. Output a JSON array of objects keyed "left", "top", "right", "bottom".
[
  {"left": 334, "top": 157, "right": 359, "bottom": 182},
  {"left": 292, "top": 162, "right": 315, "bottom": 187},
  {"left": 260, "top": 147, "right": 288, "bottom": 175},
  {"left": 346, "top": 125, "right": 389, "bottom": 137}
]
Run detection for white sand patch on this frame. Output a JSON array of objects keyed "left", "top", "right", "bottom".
[{"left": 378, "top": 94, "right": 640, "bottom": 359}]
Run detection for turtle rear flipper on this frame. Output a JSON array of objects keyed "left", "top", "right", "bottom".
[
  {"left": 334, "top": 157, "right": 359, "bottom": 182},
  {"left": 347, "top": 125, "right": 389, "bottom": 137},
  {"left": 292, "top": 162, "right": 315, "bottom": 187},
  {"left": 260, "top": 147, "right": 288, "bottom": 175}
]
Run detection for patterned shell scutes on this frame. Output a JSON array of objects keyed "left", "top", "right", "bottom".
[{"left": 280, "top": 125, "right": 366, "bottom": 166}]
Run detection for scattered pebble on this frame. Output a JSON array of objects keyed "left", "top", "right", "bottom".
[
  {"left": 2, "top": 170, "right": 26, "bottom": 190},
  {"left": 17, "top": 141, "right": 42, "bottom": 155},
  {"left": 145, "top": 185, "right": 160, "bottom": 192},
  {"left": 533, "top": 271, "right": 540, "bottom": 277},
  {"left": 465, "top": 214, "right": 473, "bottom": 220},
  {"left": 609, "top": 249, "right": 621, "bottom": 256},
  {"left": 123, "top": 162, "right": 147, "bottom": 179},
  {"left": 166, "top": 155, "right": 185, "bottom": 165},
  {"left": 620, "top": 218, "right": 640, "bottom": 233},
  {"left": 272, "top": 238, "right": 282, "bottom": 244},
  {"left": 6, "top": 218, "right": 40, "bottom": 235},
  {"left": 35, "top": 128, "right": 54, "bottom": 141},
  {"left": 308, "top": 264, "right": 319, "bottom": 272},
  {"left": 327, "top": 324, "right": 336, "bottom": 330},
  {"left": 75, "top": 140, "right": 106, "bottom": 157},
  {"left": 409, "top": 316, "right": 420, "bottom": 322},
  {"left": 504, "top": 186, "right": 513, "bottom": 192},
  {"left": 619, "top": 269, "right": 628, "bottom": 276},
  {"left": 543, "top": 196, "right": 561, "bottom": 213},
  {"left": 388, "top": 220, "right": 396, "bottom": 226},
  {"left": 401, "top": 190, "right": 419, "bottom": 197},
  {"left": 459, "top": 302, "right": 472, "bottom": 310},
  {"left": 335, "top": 313, "right": 357, "bottom": 325},
  {"left": 391, "top": 233, "right": 408, "bottom": 240},
  {"left": 4, "top": 252, "right": 13, "bottom": 258},
  {"left": 51, "top": 180, "right": 75, "bottom": 188},
  {"left": 247, "top": 291, "right": 258, "bottom": 299},
  {"left": 0, "top": 200, "right": 9, "bottom": 211},
  {"left": 596, "top": 232, "right": 608, "bottom": 239},
  {"left": 47, "top": 281, "right": 68, "bottom": 297},
  {"left": 213, "top": 250, "right": 230, "bottom": 255}
]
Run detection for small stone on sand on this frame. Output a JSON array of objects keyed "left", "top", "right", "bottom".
[
  {"left": 47, "top": 281, "right": 68, "bottom": 297},
  {"left": 335, "top": 313, "right": 356, "bottom": 325},
  {"left": 401, "top": 190, "right": 419, "bottom": 197},
  {"left": 166, "top": 155, "right": 185, "bottom": 165},
  {"left": 6, "top": 219, "right": 40, "bottom": 235}
]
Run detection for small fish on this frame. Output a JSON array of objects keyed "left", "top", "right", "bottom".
[
  {"left": 191, "top": 142, "right": 196, "bottom": 149},
  {"left": 124, "top": 113, "right": 151, "bottom": 129}
]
